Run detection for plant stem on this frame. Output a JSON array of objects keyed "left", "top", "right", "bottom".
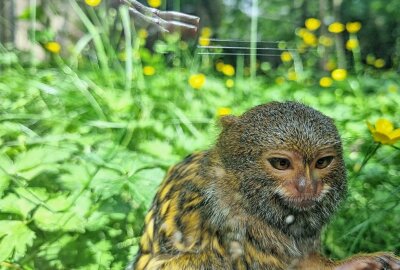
[{"left": 250, "top": 0, "right": 258, "bottom": 80}]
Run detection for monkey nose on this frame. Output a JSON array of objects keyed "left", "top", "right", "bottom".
[{"left": 295, "top": 177, "right": 307, "bottom": 194}]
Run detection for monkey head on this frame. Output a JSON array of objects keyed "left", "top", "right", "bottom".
[{"left": 215, "top": 102, "right": 347, "bottom": 237}]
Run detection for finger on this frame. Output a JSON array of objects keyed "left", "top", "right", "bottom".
[
  {"left": 156, "top": 11, "right": 200, "bottom": 26},
  {"left": 380, "top": 255, "right": 400, "bottom": 270},
  {"left": 128, "top": 7, "right": 169, "bottom": 33},
  {"left": 161, "top": 20, "right": 198, "bottom": 37}
]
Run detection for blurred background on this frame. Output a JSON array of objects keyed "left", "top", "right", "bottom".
[{"left": 0, "top": 0, "right": 399, "bottom": 269}]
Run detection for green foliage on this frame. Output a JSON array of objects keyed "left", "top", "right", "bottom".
[{"left": 0, "top": 1, "right": 399, "bottom": 269}]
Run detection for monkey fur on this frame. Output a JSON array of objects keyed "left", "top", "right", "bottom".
[{"left": 129, "top": 102, "right": 400, "bottom": 270}]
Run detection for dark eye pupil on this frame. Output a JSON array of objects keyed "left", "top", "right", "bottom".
[
  {"left": 316, "top": 156, "right": 333, "bottom": 168},
  {"left": 269, "top": 158, "right": 290, "bottom": 170}
]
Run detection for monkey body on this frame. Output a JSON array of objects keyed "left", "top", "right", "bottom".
[{"left": 131, "top": 102, "right": 400, "bottom": 270}]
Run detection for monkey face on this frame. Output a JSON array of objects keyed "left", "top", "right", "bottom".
[
  {"left": 261, "top": 147, "right": 339, "bottom": 210},
  {"left": 216, "top": 102, "right": 347, "bottom": 235}
]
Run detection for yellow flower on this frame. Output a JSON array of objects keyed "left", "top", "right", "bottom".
[
  {"left": 319, "top": 36, "right": 334, "bottom": 47},
  {"left": 303, "top": 32, "right": 317, "bottom": 46},
  {"left": 118, "top": 51, "right": 126, "bottom": 61},
  {"left": 189, "top": 73, "right": 206, "bottom": 89},
  {"left": 346, "top": 22, "right": 362, "bottom": 33},
  {"left": 319, "top": 77, "right": 333, "bottom": 87},
  {"left": 198, "top": 37, "right": 210, "bottom": 46},
  {"left": 305, "top": 18, "right": 321, "bottom": 31},
  {"left": 346, "top": 38, "right": 359, "bottom": 50},
  {"left": 288, "top": 71, "right": 297, "bottom": 81},
  {"left": 324, "top": 59, "right": 336, "bottom": 71},
  {"left": 216, "top": 61, "right": 224, "bottom": 72},
  {"left": 275, "top": 76, "right": 285, "bottom": 85},
  {"left": 147, "top": 0, "right": 161, "bottom": 8},
  {"left": 388, "top": 84, "right": 398, "bottom": 93},
  {"left": 222, "top": 64, "right": 235, "bottom": 77},
  {"left": 217, "top": 107, "right": 232, "bottom": 117},
  {"left": 143, "top": 66, "right": 155, "bottom": 76},
  {"left": 367, "top": 119, "right": 400, "bottom": 145},
  {"left": 296, "top": 28, "right": 308, "bottom": 38},
  {"left": 366, "top": 54, "right": 375, "bottom": 65},
  {"left": 280, "top": 51, "right": 292, "bottom": 62},
  {"left": 331, "top": 69, "right": 347, "bottom": 81},
  {"left": 138, "top": 29, "right": 148, "bottom": 39},
  {"left": 45, "top": 41, "right": 61, "bottom": 54},
  {"left": 374, "top": 58, "right": 385, "bottom": 68},
  {"left": 328, "top": 22, "right": 345, "bottom": 34},
  {"left": 85, "top": 0, "right": 101, "bottom": 7},
  {"left": 201, "top": 27, "right": 212, "bottom": 38},
  {"left": 225, "top": 79, "right": 234, "bottom": 88}
]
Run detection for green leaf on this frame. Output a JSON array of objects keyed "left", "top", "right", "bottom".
[
  {"left": 14, "top": 146, "right": 75, "bottom": 179},
  {"left": 0, "top": 221, "right": 36, "bottom": 261},
  {"left": 90, "top": 168, "right": 125, "bottom": 200},
  {"left": 33, "top": 207, "right": 86, "bottom": 233},
  {"left": 0, "top": 193, "right": 36, "bottom": 219},
  {"left": 139, "top": 140, "right": 176, "bottom": 160},
  {"left": 58, "top": 164, "right": 91, "bottom": 191},
  {"left": 129, "top": 168, "right": 164, "bottom": 206},
  {"left": 89, "top": 240, "right": 113, "bottom": 268}
]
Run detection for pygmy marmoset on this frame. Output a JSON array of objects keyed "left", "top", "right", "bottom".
[{"left": 129, "top": 101, "right": 400, "bottom": 270}]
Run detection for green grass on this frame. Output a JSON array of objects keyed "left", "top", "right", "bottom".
[{"left": 0, "top": 2, "right": 400, "bottom": 269}]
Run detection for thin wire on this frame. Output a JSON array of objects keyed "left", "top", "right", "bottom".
[
  {"left": 197, "top": 52, "right": 282, "bottom": 56},
  {"left": 202, "top": 38, "right": 281, "bottom": 44},
  {"left": 197, "top": 45, "right": 298, "bottom": 51}
]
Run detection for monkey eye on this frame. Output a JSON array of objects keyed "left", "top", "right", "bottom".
[
  {"left": 268, "top": 158, "right": 291, "bottom": 170},
  {"left": 315, "top": 156, "right": 334, "bottom": 169}
]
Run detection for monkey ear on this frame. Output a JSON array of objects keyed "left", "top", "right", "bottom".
[{"left": 219, "top": 115, "right": 239, "bottom": 129}]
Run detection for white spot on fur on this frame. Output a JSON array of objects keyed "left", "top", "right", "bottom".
[
  {"left": 285, "top": 215, "right": 295, "bottom": 224},
  {"left": 172, "top": 231, "right": 183, "bottom": 244},
  {"left": 229, "top": 241, "right": 243, "bottom": 259}
]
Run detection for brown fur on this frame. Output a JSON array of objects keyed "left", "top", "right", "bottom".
[{"left": 129, "top": 102, "right": 400, "bottom": 270}]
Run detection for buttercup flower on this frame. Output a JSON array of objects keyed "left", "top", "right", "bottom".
[
  {"left": 346, "top": 22, "right": 362, "bottom": 33},
  {"left": 216, "top": 62, "right": 224, "bottom": 72},
  {"left": 388, "top": 84, "right": 398, "bottom": 93},
  {"left": 319, "top": 36, "right": 334, "bottom": 47},
  {"left": 147, "top": 0, "right": 161, "bottom": 8},
  {"left": 324, "top": 59, "right": 336, "bottom": 71},
  {"left": 346, "top": 39, "right": 359, "bottom": 50},
  {"left": 45, "top": 41, "right": 61, "bottom": 54},
  {"left": 296, "top": 28, "right": 308, "bottom": 38},
  {"left": 331, "top": 69, "right": 347, "bottom": 81},
  {"left": 189, "top": 73, "right": 206, "bottom": 89},
  {"left": 374, "top": 58, "right": 385, "bottom": 68},
  {"left": 198, "top": 37, "right": 210, "bottom": 46},
  {"left": 222, "top": 64, "right": 235, "bottom": 77},
  {"left": 201, "top": 27, "right": 212, "bottom": 38},
  {"left": 328, "top": 22, "right": 345, "bottom": 34},
  {"left": 138, "top": 29, "right": 148, "bottom": 39},
  {"left": 367, "top": 119, "right": 400, "bottom": 145},
  {"left": 275, "top": 76, "right": 285, "bottom": 85},
  {"left": 319, "top": 77, "right": 333, "bottom": 87},
  {"left": 288, "top": 71, "right": 297, "bottom": 81},
  {"left": 305, "top": 18, "right": 321, "bottom": 31},
  {"left": 143, "top": 66, "right": 155, "bottom": 76},
  {"left": 302, "top": 32, "right": 317, "bottom": 46},
  {"left": 280, "top": 51, "right": 292, "bottom": 62},
  {"left": 217, "top": 107, "right": 232, "bottom": 117},
  {"left": 225, "top": 79, "right": 234, "bottom": 88},
  {"left": 85, "top": 0, "right": 101, "bottom": 7}
]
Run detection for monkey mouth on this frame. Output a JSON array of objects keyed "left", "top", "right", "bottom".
[{"left": 281, "top": 196, "right": 321, "bottom": 211}]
